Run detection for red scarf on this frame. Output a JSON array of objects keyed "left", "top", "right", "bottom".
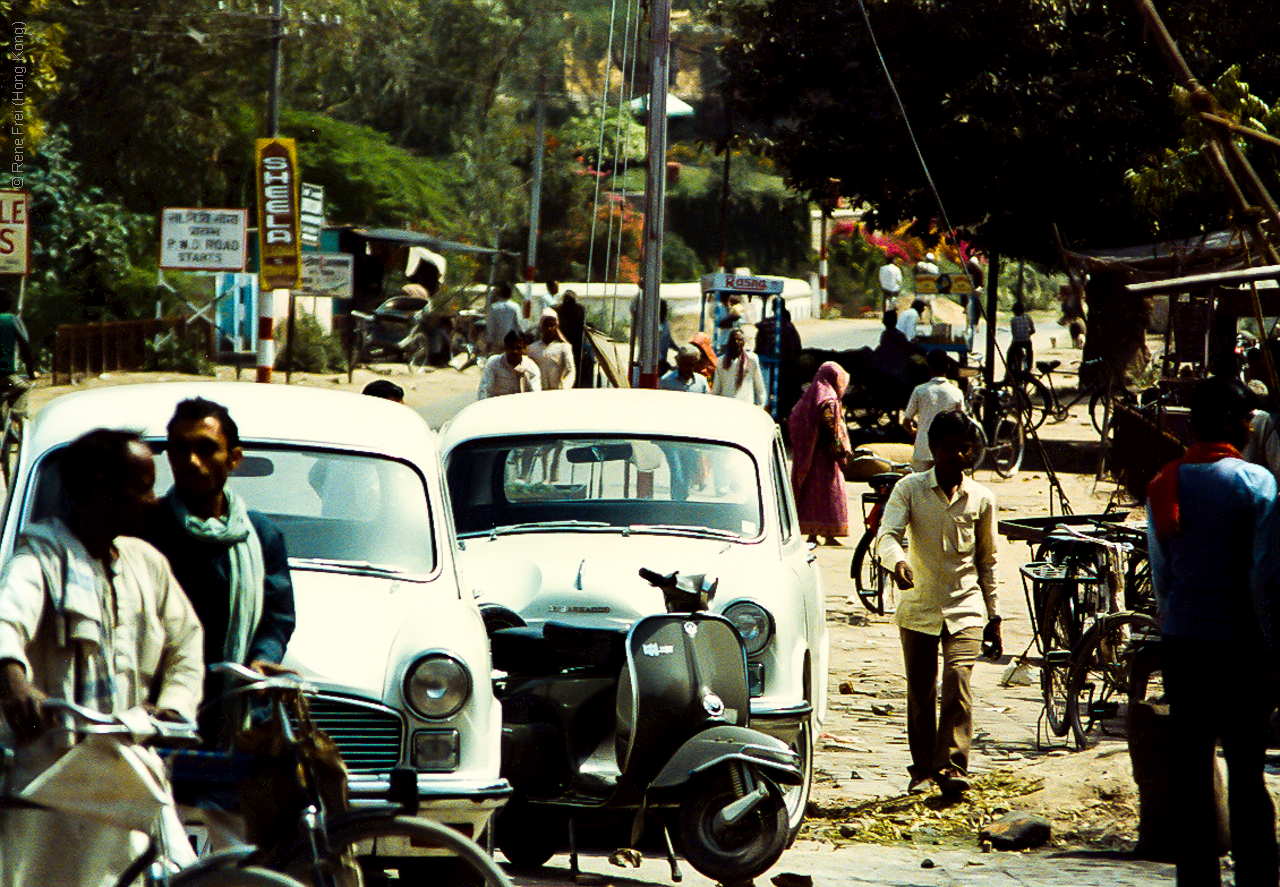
[{"left": 1147, "top": 441, "right": 1241, "bottom": 540}]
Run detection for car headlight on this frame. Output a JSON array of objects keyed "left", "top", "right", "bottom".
[
  {"left": 723, "top": 601, "right": 774, "bottom": 656},
  {"left": 404, "top": 653, "right": 471, "bottom": 719}
]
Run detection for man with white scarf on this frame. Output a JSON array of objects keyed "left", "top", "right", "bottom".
[
  {"left": 142, "top": 398, "right": 295, "bottom": 745},
  {"left": 0, "top": 428, "right": 204, "bottom": 887}
]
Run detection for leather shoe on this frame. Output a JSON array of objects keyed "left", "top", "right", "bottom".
[{"left": 937, "top": 769, "right": 970, "bottom": 796}]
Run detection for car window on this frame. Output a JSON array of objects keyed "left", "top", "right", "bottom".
[
  {"left": 772, "top": 439, "right": 795, "bottom": 543},
  {"left": 22, "top": 445, "right": 436, "bottom": 575},
  {"left": 447, "top": 436, "right": 763, "bottom": 539}
]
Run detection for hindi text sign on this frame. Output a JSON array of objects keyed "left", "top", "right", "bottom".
[
  {"left": 159, "top": 208, "right": 248, "bottom": 272},
  {"left": 299, "top": 253, "right": 353, "bottom": 297}
]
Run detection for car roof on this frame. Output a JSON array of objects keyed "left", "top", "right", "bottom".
[
  {"left": 25, "top": 381, "right": 437, "bottom": 461},
  {"left": 440, "top": 389, "right": 781, "bottom": 453}
]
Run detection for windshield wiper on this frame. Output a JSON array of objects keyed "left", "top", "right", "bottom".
[
  {"left": 626, "top": 524, "right": 744, "bottom": 540},
  {"left": 465, "top": 520, "right": 612, "bottom": 539},
  {"left": 298, "top": 557, "right": 407, "bottom": 575}
]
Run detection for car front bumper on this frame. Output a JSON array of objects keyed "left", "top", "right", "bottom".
[
  {"left": 347, "top": 774, "right": 511, "bottom": 845},
  {"left": 750, "top": 700, "right": 812, "bottom": 748}
]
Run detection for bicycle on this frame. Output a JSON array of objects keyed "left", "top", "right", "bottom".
[
  {"left": 965, "top": 379, "right": 1024, "bottom": 477},
  {"left": 0, "top": 374, "right": 29, "bottom": 486},
  {"left": 176, "top": 663, "right": 512, "bottom": 887},
  {"left": 1, "top": 699, "right": 303, "bottom": 887},
  {"left": 849, "top": 468, "right": 910, "bottom": 615},
  {"left": 1019, "top": 524, "right": 1160, "bottom": 749},
  {"left": 1009, "top": 357, "right": 1134, "bottom": 435}
]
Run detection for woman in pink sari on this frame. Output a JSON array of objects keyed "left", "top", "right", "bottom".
[{"left": 788, "top": 362, "right": 853, "bottom": 544}]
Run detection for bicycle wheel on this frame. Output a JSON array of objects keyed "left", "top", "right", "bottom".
[
  {"left": 1066, "top": 612, "right": 1160, "bottom": 750},
  {"left": 989, "top": 407, "right": 1024, "bottom": 478},
  {"left": 279, "top": 813, "right": 512, "bottom": 887},
  {"left": 851, "top": 530, "right": 893, "bottom": 615},
  {"left": 1124, "top": 552, "right": 1156, "bottom": 619},
  {"left": 1038, "top": 585, "right": 1077, "bottom": 737},
  {"left": 1013, "top": 376, "right": 1053, "bottom": 430}
]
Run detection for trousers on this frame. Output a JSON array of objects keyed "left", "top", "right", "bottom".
[
  {"left": 1163, "top": 635, "right": 1278, "bottom": 887},
  {"left": 900, "top": 624, "right": 982, "bottom": 779}
]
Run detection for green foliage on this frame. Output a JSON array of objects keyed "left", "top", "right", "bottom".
[
  {"left": 558, "top": 104, "right": 646, "bottom": 168},
  {"left": 826, "top": 224, "right": 886, "bottom": 313},
  {"left": 282, "top": 109, "right": 466, "bottom": 229},
  {"left": 146, "top": 328, "right": 216, "bottom": 376},
  {"left": 1125, "top": 66, "right": 1280, "bottom": 235},
  {"left": 662, "top": 231, "right": 704, "bottom": 282},
  {"left": 274, "top": 311, "right": 343, "bottom": 373},
  {"left": 714, "top": 0, "right": 1280, "bottom": 259},
  {"left": 21, "top": 131, "right": 153, "bottom": 350},
  {"left": 997, "top": 259, "right": 1065, "bottom": 312}
]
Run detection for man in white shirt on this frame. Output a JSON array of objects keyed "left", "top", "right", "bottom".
[
  {"left": 711, "top": 328, "right": 766, "bottom": 406},
  {"left": 877, "top": 411, "right": 1000, "bottom": 798},
  {"left": 659, "top": 346, "right": 710, "bottom": 394},
  {"left": 478, "top": 331, "right": 542, "bottom": 399},
  {"left": 485, "top": 282, "right": 522, "bottom": 355},
  {"left": 0, "top": 429, "right": 204, "bottom": 887},
  {"left": 527, "top": 308, "right": 576, "bottom": 390},
  {"left": 897, "top": 299, "right": 926, "bottom": 341},
  {"left": 879, "top": 260, "right": 903, "bottom": 313},
  {"left": 902, "top": 350, "right": 965, "bottom": 471}
]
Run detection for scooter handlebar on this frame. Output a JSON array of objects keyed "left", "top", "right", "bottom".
[{"left": 638, "top": 568, "right": 673, "bottom": 587}]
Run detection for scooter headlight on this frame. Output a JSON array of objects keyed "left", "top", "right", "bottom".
[
  {"left": 404, "top": 653, "right": 471, "bottom": 719},
  {"left": 723, "top": 601, "right": 774, "bottom": 656}
]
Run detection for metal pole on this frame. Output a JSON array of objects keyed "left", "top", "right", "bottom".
[
  {"left": 819, "top": 213, "right": 829, "bottom": 311},
  {"left": 284, "top": 291, "right": 296, "bottom": 384},
  {"left": 637, "top": 0, "right": 670, "bottom": 389},
  {"left": 525, "top": 75, "right": 546, "bottom": 310},
  {"left": 983, "top": 252, "right": 999, "bottom": 441},
  {"left": 267, "top": 0, "right": 284, "bottom": 137}
]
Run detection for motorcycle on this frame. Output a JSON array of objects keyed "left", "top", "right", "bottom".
[{"left": 484, "top": 568, "right": 801, "bottom": 883}]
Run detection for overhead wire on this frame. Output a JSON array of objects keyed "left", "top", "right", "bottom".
[
  {"left": 612, "top": 0, "right": 643, "bottom": 304},
  {"left": 585, "top": 0, "right": 622, "bottom": 307},
  {"left": 606, "top": 0, "right": 640, "bottom": 307}
]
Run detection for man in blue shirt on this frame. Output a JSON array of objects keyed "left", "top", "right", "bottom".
[
  {"left": 1147, "top": 377, "right": 1280, "bottom": 887},
  {"left": 0, "top": 287, "right": 34, "bottom": 389}
]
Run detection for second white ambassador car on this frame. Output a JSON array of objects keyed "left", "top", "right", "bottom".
[
  {"left": 0, "top": 382, "right": 509, "bottom": 845},
  {"left": 440, "top": 388, "right": 827, "bottom": 838}
]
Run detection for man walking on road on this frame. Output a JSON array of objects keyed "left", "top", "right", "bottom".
[
  {"left": 485, "top": 282, "right": 522, "bottom": 355},
  {"left": 877, "top": 410, "right": 1000, "bottom": 797},
  {"left": 528, "top": 308, "right": 576, "bottom": 390},
  {"left": 1146, "top": 377, "right": 1280, "bottom": 887},
  {"left": 478, "top": 330, "right": 542, "bottom": 399},
  {"left": 0, "top": 429, "right": 204, "bottom": 887},
  {"left": 879, "top": 258, "right": 903, "bottom": 314}
]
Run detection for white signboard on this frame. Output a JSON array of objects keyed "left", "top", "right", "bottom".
[
  {"left": 0, "top": 191, "right": 29, "bottom": 275},
  {"left": 159, "top": 208, "right": 248, "bottom": 272},
  {"left": 300, "top": 183, "right": 324, "bottom": 248},
  {"left": 700, "top": 271, "right": 785, "bottom": 296},
  {"left": 299, "top": 252, "right": 353, "bottom": 297}
]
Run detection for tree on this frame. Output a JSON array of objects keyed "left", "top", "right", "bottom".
[{"left": 714, "top": 0, "right": 1280, "bottom": 258}]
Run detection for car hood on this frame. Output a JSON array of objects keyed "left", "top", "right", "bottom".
[
  {"left": 457, "top": 532, "right": 774, "bottom": 627},
  {"left": 281, "top": 567, "right": 475, "bottom": 699}
]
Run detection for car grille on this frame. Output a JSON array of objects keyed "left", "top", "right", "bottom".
[{"left": 303, "top": 695, "right": 404, "bottom": 775}]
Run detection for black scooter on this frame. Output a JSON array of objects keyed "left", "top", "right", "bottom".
[{"left": 485, "top": 569, "right": 801, "bottom": 883}]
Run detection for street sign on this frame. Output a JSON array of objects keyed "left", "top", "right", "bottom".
[
  {"left": 159, "top": 208, "right": 248, "bottom": 272},
  {"left": 916, "top": 272, "right": 973, "bottom": 296},
  {"left": 299, "top": 252, "right": 353, "bottom": 297},
  {"left": 255, "top": 138, "right": 301, "bottom": 290},
  {"left": 0, "top": 191, "right": 30, "bottom": 275},
  {"left": 300, "top": 183, "right": 324, "bottom": 248},
  {"left": 699, "top": 271, "right": 785, "bottom": 296}
]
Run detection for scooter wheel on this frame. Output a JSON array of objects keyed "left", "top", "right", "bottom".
[
  {"left": 674, "top": 769, "right": 789, "bottom": 883},
  {"left": 494, "top": 801, "right": 565, "bottom": 871}
]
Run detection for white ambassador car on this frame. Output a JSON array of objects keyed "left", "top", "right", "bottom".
[
  {"left": 440, "top": 388, "right": 827, "bottom": 837},
  {"left": 0, "top": 382, "right": 509, "bottom": 840}
]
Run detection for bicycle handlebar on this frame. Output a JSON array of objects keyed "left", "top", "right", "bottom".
[
  {"left": 40, "top": 699, "right": 201, "bottom": 746},
  {"left": 210, "top": 661, "right": 313, "bottom": 694}
]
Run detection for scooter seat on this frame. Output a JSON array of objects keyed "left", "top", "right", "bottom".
[{"left": 491, "top": 622, "right": 628, "bottom": 675}]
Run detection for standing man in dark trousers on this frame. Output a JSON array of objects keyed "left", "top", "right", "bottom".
[
  {"left": 1147, "top": 377, "right": 1280, "bottom": 887},
  {"left": 877, "top": 410, "right": 1000, "bottom": 797},
  {"left": 143, "top": 398, "right": 295, "bottom": 743}
]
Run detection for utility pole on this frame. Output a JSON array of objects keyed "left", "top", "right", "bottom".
[
  {"left": 637, "top": 0, "right": 671, "bottom": 389},
  {"left": 259, "top": 0, "right": 286, "bottom": 383},
  {"left": 525, "top": 74, "right": 547, "bottom": 308}
]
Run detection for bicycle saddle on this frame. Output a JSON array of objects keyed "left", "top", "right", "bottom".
[
  {"left": 867, "top": 472, "right": 905, "bottom": 493},
  {"left": 1036, "top": 360, "right": 1061, "bottom": 374}
]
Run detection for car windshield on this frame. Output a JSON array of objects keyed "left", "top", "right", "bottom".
[
  {"left": 446, "top": 436, "right": 763, "bottom": 540},
  {"left": 22, "top": 445, "right": 436, "bottom": 575}
]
